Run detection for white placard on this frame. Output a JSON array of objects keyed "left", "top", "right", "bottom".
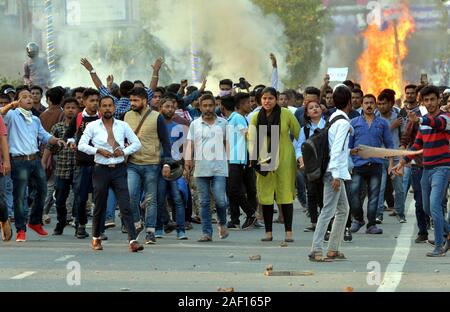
[{"left": 327, "top": 67, "right": 349, "bottom": 82}]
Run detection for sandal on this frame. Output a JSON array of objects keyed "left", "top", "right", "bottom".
[
  {"left": 326, "top": 251, "right": 347, "bottom": 261},
  {"left": 308, "top": 251, "right": 333, "bottom": 262}
]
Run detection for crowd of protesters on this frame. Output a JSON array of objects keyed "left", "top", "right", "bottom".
[{"left": 0, "top": 47, "right": 449, "bottom": 259}]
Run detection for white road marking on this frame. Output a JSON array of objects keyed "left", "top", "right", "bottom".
[
  {"left": 11, "top": 271, "right": 36, "bottom": 280},
  {"left": 377, "top": 200, "right": 415, "bottom": 292},
  {"left": 55, "top": 255, "right": 75, "bottom": 262}
]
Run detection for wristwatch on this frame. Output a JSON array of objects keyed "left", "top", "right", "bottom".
[{"left": 90, "top": 69, "right": 96, "bottom": 74}]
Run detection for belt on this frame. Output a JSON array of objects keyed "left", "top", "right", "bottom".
[
  {"left": 11, "top": 153, "right": 39, "bottom": 161},
  {"left": 95, "top": 163, "right": 125, "bottom": 169}
]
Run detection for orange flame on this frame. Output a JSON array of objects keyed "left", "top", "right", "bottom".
[{"left": 357, "top": 3, "right": 415, "bottom": 97}]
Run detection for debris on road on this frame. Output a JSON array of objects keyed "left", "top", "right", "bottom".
[
  {"left": 264, "top": 264, "right": 314, "bottom": 277},
  {"left": 120, "top": 288, "right": 130, "bottom": 292},
  {"left": 280, "top": 242, "right": 288, "bottom": 247},
  {"left": 217, "top": 287, "right": 235, "bottom": 292},
  {"left": 343, "top": 286, "right": 354, "bottom": 292},
  {"left": 228, "top": 253, "right": 234, "bottom": 258},
  {"left": 249, "top": 255, "right": 261, "bottom": 261}
]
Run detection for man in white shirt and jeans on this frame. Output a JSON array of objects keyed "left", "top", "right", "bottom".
[
  {"left": 309, "top": 85, "right": 353, "bottom": 262},
  {"left": 78, "top": 96, "right": 144, "bottom": 252}
]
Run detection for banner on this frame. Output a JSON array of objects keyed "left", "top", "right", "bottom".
[{"left": 327, "top": 67, "right": 349, "bottom": 82}]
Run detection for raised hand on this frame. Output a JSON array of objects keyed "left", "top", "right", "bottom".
[
  {"left": 152, "top": 57, "right": 164, "bottom": 73},
  {"left": 80, "top": 58, "right": 94, "bottom": 72},
  {"left": 199, "top": 78, "right": 207, "bottom": 92},
  {"left": 270, "top": 53, "right": 277, "bottom": 68},
  {"left": 107, "top": 75, "right": 114, "bottom": 88}
]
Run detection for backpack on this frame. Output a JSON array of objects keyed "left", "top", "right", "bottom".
[{"left": 301, "top": 115, "right": 349, "bottom": 182}]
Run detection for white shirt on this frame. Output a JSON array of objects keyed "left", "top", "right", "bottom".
[
  {"left": 327, "top": 109, "right": 353, "bottom": 181},
  {"left": 78, "top": 119, "right": 142, "bottom": 165},
  {"left": 187, "top": 116, "right": 228, "bottom": 178}
]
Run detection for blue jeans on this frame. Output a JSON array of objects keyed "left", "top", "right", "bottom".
[
  {"left": 350, "top": 163, "right": 382, "bottom": 228},
  {"left": 195, "top": 176, "right": 228, "bottom": 237},
  {"left": 5, "top": 175, "right": 13, "bottom": 217},
  {"left": 402, "top": 166, "right": 412, "bottom": 196},
  {"left": 73, "top": 165, "right": 94, "bottom": 226},
  {"left": 411, "top": 166, "right": 428, "bottom": 236},
  {"left": 377, "top": 161, "right": 405, "bottom": 218},
  {"left": 127, "top": 163, "right": 159, "bottom": 230},
  {"left": 421, "top": 167, "right": 450, "bottom": 248},
  {"left": 156, "top": 176, "right": 185, "bottom": 232},
  {"left": 0, "top": 175, "right": 8, "bottom": 222},
  {"left": 11, "top": 159, "right": 48, "bottom": 232},
  {"left": 106, "top": 188, "right": 117, "bottom": 222}
]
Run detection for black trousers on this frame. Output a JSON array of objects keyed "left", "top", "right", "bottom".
[
  {"left": 226, "top": 164, "right": 257, "bottom": 225},
  {"left": 54, "top": 177, "right": 74, "bottom": 227},
  {"left": 305, "top": 179, "right": 323, "bottom": 224},
  {"left": 92, "top": 164, "right": 136, "bottom": 241}
]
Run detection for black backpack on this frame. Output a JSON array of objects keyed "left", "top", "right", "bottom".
[{"left": 301, "top": 115, "right": 349, "bottom": 182}]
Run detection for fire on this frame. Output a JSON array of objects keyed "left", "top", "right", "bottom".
[{"left": 357, "top": 3, "right": 415, "bottom": 97}]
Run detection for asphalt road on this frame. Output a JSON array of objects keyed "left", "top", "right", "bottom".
[{"left": 0, "top": 194, "right": 449, "bottom": 292}]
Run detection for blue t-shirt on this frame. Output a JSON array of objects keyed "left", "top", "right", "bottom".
[{"left": 227, "top": 112, "right": 248, "bottom": 165}]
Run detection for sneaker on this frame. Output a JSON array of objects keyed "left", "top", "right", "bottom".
[
  {"left": 53, "top": 223, "right": 64, "bottom": 236},
  {"left": 185, "top": 222, "right": 193, "bottom": 231},
  {"left": 389, "top": 211, "right": 398, "bottom": 217},
  {"left": 129, "top": 240, "right": 144, "bottom": 252},
  {"left": 91, "top": 238, "right": 103, "bottom": 251},
  {"left": 121, "top": 224, "right": 128, "bottom": 234},
  {"left": 100, "top": 233, "right": 108, "bottom": 241},
  {"left": 350, "top": 220, "right": 366, "bottom": 233},
  {"left": 218, "top": 225, "right": 229, "bottom": 239},
  {"left": 211, "top": 217, "right": 218, "bottom": 224},
  {"left": 344, "top": 228, "right": 353, "bottom": 242},
  {"left": 75, "top": 226, "right": 89, "bottom": 239},
  {"left": 227, "top": 221, "right": 240, "bottom": 230},
  {"left": 303, "top": 225, "right": 316, "bottom": 233},
  {"left": 254, "top": 220, "right": 265, "bottom": 229},
  {"left": 177, "top": 231, "right": 188, "bottom": 240},
  {"left": 398, "top": 216, "right": 407, "bottom": 223},
  {"left": 16, "top": 230, "right": 26, "bottom": 242},
  {"left": 191, "top": 216, "right": 201, "bottom": 224},
  {"left": 155, "top": 230, "right": 164, "bottom": 239},
  {"left": 324, "top": 231, "right": 331, "bottom": 242},
  {"left": 366, "top": 225, "right": 383, "bottom": 234},
  {"left": 1, "top": 220, "right": 12, "bottom": 241},
  {"left": 27, "top": 224, "right": 48, "bottom": 237},
  {"left": 145, "top": 232, "right": 156, "bottom": 245},
  {"left": 427, "top": 239, "right": 435, "bottom": 246},
  {"left": 415, "top": 234, "right": 428, "bottom": 243},
  {"left": 105, "top": 220, "right": 116, "bottom": 229},
  {"left": 164, "top": 222, "right": 176, "bottom": 234},
  {"left": 375, "top": 217, "right": 383, "bottom": 225},
  {"left": 426, "top": 248, "right": 446, "bottom": 257},
  {"left": 42, "top": 214, "right": 51, "bottom": 225},
  {"left": 242, "top": 216, "right": 257, "bottom": 230}
]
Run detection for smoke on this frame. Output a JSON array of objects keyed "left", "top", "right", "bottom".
[
  {"left": 55, "top": 0, "right": 288, "bottom": 92},
  {"left": 147, "top": 0, "right": 288, "bottom": 92}
]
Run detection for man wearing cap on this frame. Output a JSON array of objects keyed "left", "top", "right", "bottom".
[
  {"left": 1, "top": 85, "right": 16, "bottom": 102},
  {"left": 23, "top": 43, "right": 51, "bottom": 89},
  {"left": 124, "top": 88, "right": 173, "bottom": 245},
  {"left": 156, "top": 97, "right": 189, "bottom": 240}
]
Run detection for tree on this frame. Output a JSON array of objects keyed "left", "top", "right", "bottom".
[{"left": 253, "top": 0, "right": 331, "bottom": 88}]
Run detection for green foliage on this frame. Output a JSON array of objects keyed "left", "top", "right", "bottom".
[
  {"left": 0, "top": 75, "right": 23, "bottom": 88},
  {"left": 253, "top": 0, "right": 331, "bottom": 88}
]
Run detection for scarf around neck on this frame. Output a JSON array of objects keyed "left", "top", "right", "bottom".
[{"left": 18, "top": 107, "right": 33, "bottom": 124}]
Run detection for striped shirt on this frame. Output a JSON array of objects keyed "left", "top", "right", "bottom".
[
  {"left": 405, "top": 112, "right": 450, "bottom": 168},
  {"left": 99, "top": 86, "right": 154, "bottom": 120}
]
